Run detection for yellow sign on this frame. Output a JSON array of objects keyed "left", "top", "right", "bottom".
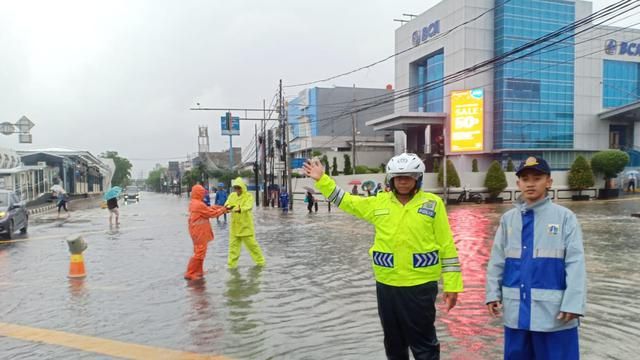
[{"left": 450, "top": 89, "right": 484, "bottom": 153}]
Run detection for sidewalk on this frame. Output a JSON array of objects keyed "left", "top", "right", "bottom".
[{"left": 27, "top": 196, "right": 103, "bottom": 217}]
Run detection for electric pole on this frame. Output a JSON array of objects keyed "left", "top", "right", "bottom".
[
  {"left": 262, "top": 99, "right": 268, "bottom": 207},
  {"left": 254, "top": 123, "right": 260, "bottom": 206},
  {"left": 351, "top": 84, "right": 357, "bottom": 172},
  {"left": 279, "top": 79, "right": 294, "bottom": 210}
]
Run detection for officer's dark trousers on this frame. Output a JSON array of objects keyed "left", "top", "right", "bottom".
[{"left": 376, "top": 281, "right": 439, "bottom": 360}]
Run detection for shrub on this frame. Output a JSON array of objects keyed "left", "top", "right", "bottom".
[
  {"left": 368, "top": 167, "right": 381, "bottom": 174},
  {"left": 437, "top": 159, "right": 461, "bottom": 187},
  {"left": 355, "top": 165, "right": 369, "bottom": 174},
  {"left": 321, "top": 155, "right": 330, "bottom": 175},
  {"left": 311, "top": 150, "right": 322, "bottom": 158},
  {"left": 433, "top": 158, "right": 440, "bottom": 173},
  {"left": 568, "top": 156, "right": 594, "bottom": 194},
  {"left": 484, "top": 160, "right": 508, "bottom": 198},
  {"left": 380, "top": 163, "right": 386, "bottom": 173},
  {"left": 343, "top": 154, "right": 353, "bottom": 175},
  {"left": 331, "top": 157, "right": 339, "bottom": 176},
  {"left": 472, "top": 158, "right": 479, "bottom": 172},
  {"left": 591, "top": 150, "right": 629, "bottom": 189},
  {"left": 506, "top": 159, "right": 515, "bottom": 172}
]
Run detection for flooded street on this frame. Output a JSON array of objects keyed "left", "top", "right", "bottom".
[{"left": 1, "top": 193, "right": 639, "bottom": 359}]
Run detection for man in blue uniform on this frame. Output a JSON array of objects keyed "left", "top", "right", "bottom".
[{"left": 486, "top": 156, "right": 587, "bottom": 360}]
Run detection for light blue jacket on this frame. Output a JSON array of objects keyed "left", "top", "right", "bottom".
[{"left": 485, "top": 196, "right": 586, "bottom": 332}]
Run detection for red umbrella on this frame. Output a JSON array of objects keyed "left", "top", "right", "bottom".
[{"left": 348, "top": 179, "right": 362, "bottom": 185}]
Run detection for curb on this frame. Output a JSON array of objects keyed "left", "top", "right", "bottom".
[{"left": 28, "top": 204, "right": 57, "bottom": 216}]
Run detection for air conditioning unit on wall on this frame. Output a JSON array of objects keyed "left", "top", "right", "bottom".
[{"left": 37, "top": 161, "right": 46, "bottom": 167}]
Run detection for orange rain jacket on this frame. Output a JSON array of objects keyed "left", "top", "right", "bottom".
[{"left": 189, "top": 185, "right": 226, "bottom": 245}]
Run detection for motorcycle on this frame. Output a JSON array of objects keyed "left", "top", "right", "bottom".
[{"left": 456, "top": 186, "right": 483, "bottom": 204}]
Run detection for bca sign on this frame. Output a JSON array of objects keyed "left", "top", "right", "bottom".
[
  {"left": 604, "top": 39, "right": 640, "bottom": 56},
  {"left": 411, "top": 20, "right": 441, "bottom": 47}
]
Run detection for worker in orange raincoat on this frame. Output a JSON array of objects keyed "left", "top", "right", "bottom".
[{"left": 184, "top": 184, "right": 228, "bottom": 281}]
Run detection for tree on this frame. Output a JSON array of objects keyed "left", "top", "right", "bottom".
[
  {"left": 472, "top": 158, "right": 479, "bottom": 172},
  {"left": 506, "top": 159, "right": 515, "bottom": 172},
  {"left": 311, "top": 150, "right": 323, "bottom": 158},
  {"left": 484, "top": 160, "right": 508, "bottom": 199},
  {"left": 146, "top": 167, "right": 166, "bottom": 192},
  {"left": 591, "top": 150, "right": 629, "bottom": 189},
  {"left": 331, "top": 157, "right": 339, "bottom": 176},
  {"left": 568, "top": 156, "right": 595, "bottom": 195},
  {"left": 343, "top": 154, "right": 353, "bottom": 175},
  {"left": 102, "top": 151, "right": 132, "bottom": 187},
  {"left": 437, "top": 159, "right": 460, "bottom": 187},
  {"left": 321, "top": 155, "right": 330, "bottom": 175},
  {"left": 380, "top": 163, "right": 386, "bottom": 173}
]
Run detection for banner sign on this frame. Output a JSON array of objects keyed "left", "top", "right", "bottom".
[{"left": 450, "top": 89, "right": 484, "bottom": 153}]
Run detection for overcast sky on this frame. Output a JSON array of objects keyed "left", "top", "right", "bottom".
[{"left": 0, "top": 0, "right": 628, "bottom": 178}]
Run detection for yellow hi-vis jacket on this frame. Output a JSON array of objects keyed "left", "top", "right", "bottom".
[
  {"left": 225, "top": 177, "right": 255, "bottom": 237},
  {"left": 316, "top": 174, "right": 463, "bottom": 290}
]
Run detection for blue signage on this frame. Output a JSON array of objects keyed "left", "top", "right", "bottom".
[
  {"left": 604, "top": 39, "right": 640, "bottom": 56},
  {"left": 411, "top": 20, "right": 440, "bottom": 47},
  {"left": 220, "top": 115, "right": 240, "bottom": 136}
]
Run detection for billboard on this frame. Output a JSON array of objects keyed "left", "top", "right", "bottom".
[
  {"left": 220, "top": 113, "right": 240, "bottom": 136},
  {"left": 450, "top": 88, "right": 484, "bottom": 153}
]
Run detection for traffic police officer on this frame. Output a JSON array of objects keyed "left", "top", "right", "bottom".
[{"left": 304, "top": 153, "right": 463, "bottom": 360}]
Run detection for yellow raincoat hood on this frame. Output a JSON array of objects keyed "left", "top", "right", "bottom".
[{"left": 225, "top": 177, "right": 254, "bottom": 237}]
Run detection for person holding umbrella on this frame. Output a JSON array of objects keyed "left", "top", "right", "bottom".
[{"left": 104, "top": 186, "right": 122, "bottom": 226}]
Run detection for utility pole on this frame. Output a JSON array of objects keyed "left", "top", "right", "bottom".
[
  {"left": 351, "top": 84, "right": 357, "bottom": 172},
  {"left": 262, "top": 99, "right": 268, "bottom": 207},
  {"left": 254, "top": 123, "right": 260, "bottom": 206},
  {"left": 442, "top": 124, "right": 448, "bottom": 205},
  {"left": 279, "top": 79, "right": 294, "bottom": 210}
]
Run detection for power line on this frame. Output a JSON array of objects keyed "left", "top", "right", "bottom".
[{"left": 284, "top": 0, "right": 514, "bottom": 88}]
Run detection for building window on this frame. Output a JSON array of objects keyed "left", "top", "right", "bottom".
[
  {"left": 493, "top": 0, "right": 575, "bottom": 150},
  {"left": 603, "top": 60, "right": 640, "bottom": 108},
  {"left": 415, "top": 49, "right": 444, "bottom": 112}
]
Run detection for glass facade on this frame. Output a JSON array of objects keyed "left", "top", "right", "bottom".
[
  {"left": 603, "top": 60, "right": 640, "bottom": 108},
  {"left": 493, "top": 0, "right": 575, "bottom": 150},
  {"left": 416, "top": 49, "right": 444, "bottom": 112}
]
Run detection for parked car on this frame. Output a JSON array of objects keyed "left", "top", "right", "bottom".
[
  {"left": 0, "top": 190, "right": 28, "bottom": 239},
  {"left": 123, "top": 186, "right": 140, "bottom": 202}
]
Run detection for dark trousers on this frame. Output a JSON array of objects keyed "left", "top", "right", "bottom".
[
  {"left": 376, "top": 281, "right": 440, "bottom": 360},
  {"left": 628, "top": 179, "right": 635, "bottom": 192}
]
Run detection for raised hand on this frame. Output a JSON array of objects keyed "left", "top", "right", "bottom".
[{"left": 303, "top": 159, "right": 325, "bottom": 181}]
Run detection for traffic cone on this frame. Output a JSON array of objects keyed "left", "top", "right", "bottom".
[{"left": 68, "top": 254, "right": 86, "bottom": 278}]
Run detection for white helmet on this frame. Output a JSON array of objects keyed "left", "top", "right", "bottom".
[
  {"left": 386, "top": 153, "right": 425, "bottom": 176},
  {"left": 386, "top": 153, "right": 425, "bottom": 192}
]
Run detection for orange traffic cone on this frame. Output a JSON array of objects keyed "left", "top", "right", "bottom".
[{"left": 68, "top": 254, "right": 86, "bottom": 278}]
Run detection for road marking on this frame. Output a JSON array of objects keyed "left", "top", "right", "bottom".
[{"left": 0, "top": 322, "right": 229, "bottom": 360}]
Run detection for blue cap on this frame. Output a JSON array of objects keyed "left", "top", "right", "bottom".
[{"left": 515, "top": 156, "right": 551, "bottom": 176}]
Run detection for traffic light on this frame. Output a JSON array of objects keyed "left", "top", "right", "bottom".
[{"left": 434, "top": 135, "right": 445, "bottom": 156}]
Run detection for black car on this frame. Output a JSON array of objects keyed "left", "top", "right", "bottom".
[{"left": 0, "top": 190, "right": 28, "bottom": 239}]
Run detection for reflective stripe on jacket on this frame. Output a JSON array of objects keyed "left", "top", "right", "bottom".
[
  {"left": 316, "top": 174, "right": 463, "bottom": 290},
  {"left": 485, "top": 196, "right": 587, "bottom": 332},
  {"left": 225, "top": 177, "right": 255, "bottom": 237}
]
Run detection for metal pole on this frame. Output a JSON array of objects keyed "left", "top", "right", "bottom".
[
  {"left": 262, "top": 99, "right": 268, "bottom": 207},
  {"left": 229, "top": 134, "right": 233, "bottom": 169},
  {"left": 443, "top": 124, "right": 448, "bottom": 205},
  {"left": 255, "top": 123, "right": 259, "bottom": 206},
  {"left": 351, "top": 84, "right": 357, "bottom": 172}
]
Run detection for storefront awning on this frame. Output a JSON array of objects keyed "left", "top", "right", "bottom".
[
  {"left": 598, "top": 100, "right": 640, "bottom": 122},
  {"left": 365, "top": 112, "right": 446, "bottom": 131}
]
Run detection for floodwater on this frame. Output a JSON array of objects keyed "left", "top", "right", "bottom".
[{"left": 0, "top": 193, "right": 639, "bottom": 359}]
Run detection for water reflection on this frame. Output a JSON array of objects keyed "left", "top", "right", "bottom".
[
  {"left": 443, "top": 206, "right": 503, "bottom": 359},
  {"left": 224, "top": 267, "right": 263, "bottom": 335},
  {"left": 185, "top": 280, "right": 223, "bottom": 349}
]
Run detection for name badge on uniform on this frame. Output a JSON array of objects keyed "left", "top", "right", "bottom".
[
  {"left": 374, "top": 208, "right": 390, "bottom": 216},
  {"left": 418, "top": 200, "right": 437, "bottom": 218},
  {"left": 547, "top": 224, "right": 560, "bottom": 235}
]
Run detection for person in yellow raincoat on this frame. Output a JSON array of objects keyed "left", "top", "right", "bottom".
[
  {"left": 224, "top": 177, "right": 265, "bottom": 268},
  {"left": 184, "top": 184, "right": 228, "bottom": 281}
]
